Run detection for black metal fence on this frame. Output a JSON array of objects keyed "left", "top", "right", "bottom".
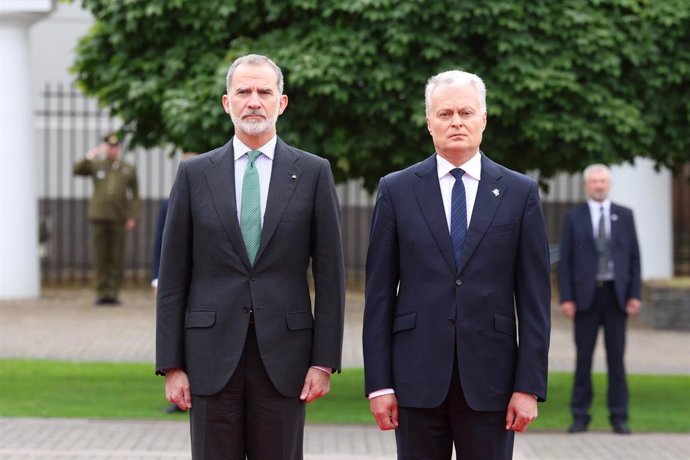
[
  {"left": 37, "top": 84, "right": 687, "bottom": 289},
  {"left": 35, "top": 84, "right": 374, "bottom": 288}
]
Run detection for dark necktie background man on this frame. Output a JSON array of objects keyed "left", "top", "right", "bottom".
[
  {"left": 558, "top": 163, "right": 642, "bottom": 435},
  {"left": 156, "top": 54, "right": 345, "bottom": 459},
  {"left": 363, "top": 70, "right": 551, "bottom": 460}
]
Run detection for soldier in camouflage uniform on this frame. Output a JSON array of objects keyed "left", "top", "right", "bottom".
[{"left": 73, "top": 133, "right": 140, "bottom": 305}]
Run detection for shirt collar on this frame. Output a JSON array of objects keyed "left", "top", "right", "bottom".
[
  {"left": 436, "top": 150, "right": 482, "bottom": 181},
  {"left": 587, "top": 199, "right": 611, "bottom": 213},
  {"left": 233, "top": 135, "right": 277, "bottom": 161}
]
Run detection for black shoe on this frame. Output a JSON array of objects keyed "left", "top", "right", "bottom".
[
  {"left": 165, "top": 403, "right": 183, "bottom": 414},
  {"left": 95, "top": 296, "right": 120, "bottom": 306},
  {"left": 612, "top": 421, "right": 632, "bottom": 434},
  {"left": 567, "top": 421, "right": 588, "bottom": 433}
]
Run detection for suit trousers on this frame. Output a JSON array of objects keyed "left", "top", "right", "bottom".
[
  {"left": 571, "top": 282, "right": 628, "bottom": 424},
  {"left": 89, "top": 220, "right": 125, "bottom": 298},
  {"left": 190, "top": 324, "right": 306, "bottom": 460},
  {"left": 395, "top": 359, "right": 514, "bottom": 460}
]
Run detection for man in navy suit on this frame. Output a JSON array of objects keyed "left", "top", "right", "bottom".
[
  {"left": 363, "top": 70, "right": 551, "bottom": 459},
  {"left": 558, "top": 164, "right": 641, "bottom": 435}
]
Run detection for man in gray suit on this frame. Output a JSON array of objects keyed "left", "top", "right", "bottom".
[{"left": 156, "top": 54, "right": 345, "bottom": 459}]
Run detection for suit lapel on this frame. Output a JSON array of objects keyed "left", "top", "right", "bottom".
[
  {"left": 610, "top": 203, "right": 620, "bottom": 250},
  {"left": 457, "top": 154, "right": 504, "bottom": 274},
  {"left": 204, "top": 141, "right": 252, "bottom": 268},
  {"left": 580, "top": 203, "right": 595, "bottom": 249},
  {"left": 413, "top": 154, "right": 457, "bottom": 276},
  {"left": 255, "top": 138, "right": 301, "bottom": 262}
]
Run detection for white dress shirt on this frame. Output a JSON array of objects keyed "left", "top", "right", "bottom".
[
  {"left": 233, "top": 136, "right": 276, "bottom": 225},
  {"left": 437, "top": 151, "right": 481, "bottom": 232}
]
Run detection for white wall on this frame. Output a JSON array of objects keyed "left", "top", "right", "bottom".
[
  {"left": 29, "top": 3, "right": 92, "bottom": 108},
  {"left": 610, "top": 158, "right": 673, "bottom": 279}
]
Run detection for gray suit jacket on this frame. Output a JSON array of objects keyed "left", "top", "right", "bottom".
[{"left": 156, "top": 137, "right": 345, "bottom": 397}]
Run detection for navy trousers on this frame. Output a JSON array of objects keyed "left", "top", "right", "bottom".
[{"left": 571, "top": 282, "right": 628, "bottom": 424}]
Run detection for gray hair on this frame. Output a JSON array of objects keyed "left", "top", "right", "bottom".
[
  {"left": 226, "top": 54, "right": 284, "bottom": 95},
  {"left": 582, "top": 164, "right": 611, "bottom": 182},
  {"left": 424, "top": 70, "right": 486, "bottom": 115}
]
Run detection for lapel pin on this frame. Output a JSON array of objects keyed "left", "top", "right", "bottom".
[
  {"left": 492, "top": 188, "right": 500, "bottom": 197},
  {"left": 611, "top": 214, "right": 618, "bottom": 221}
]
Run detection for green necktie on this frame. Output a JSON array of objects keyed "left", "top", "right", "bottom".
[{"left": 240, "top": 150, "right": 262, "bottom": 265}]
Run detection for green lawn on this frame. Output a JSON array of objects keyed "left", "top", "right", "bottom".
[{"left": 1, "top": 359, "right": 688, "bottom": 432}]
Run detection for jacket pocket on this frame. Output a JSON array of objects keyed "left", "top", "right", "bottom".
[
  {"left": 486, "top": 222, "right": 518, "bottom": 234},
  {"left": 494, "top": 313, "right": 516, "bottom": 337},
  {"left": 393, "top": 312, "right": 416, "bottom": 333},
  {"left": 185, "top": 310, "right": 216, "bottom": 328},
  {"left": 286, "top": 311, "right": 314, "bottom": 330}
]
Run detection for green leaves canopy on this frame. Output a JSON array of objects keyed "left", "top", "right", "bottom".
[{"left": 73, "top": 0, "right": 690, "bottom": 189}]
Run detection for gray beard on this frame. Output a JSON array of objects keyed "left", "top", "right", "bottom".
[{"left": 231, "top": 113, "right": 278, "bottom": 136}]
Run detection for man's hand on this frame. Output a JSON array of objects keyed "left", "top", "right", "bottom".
[
  {"left": 124, "top": 218, "right": 137, "bottom": 231},
  {"left": 85, "top": 143, "right": 106, "bottom": 160},
  {"left": 165, "top": 368, "right": 192, "bottom": 411},
  {"left": 626, "top": 298, "right": 641, "bottom": 316},
  {"left": 505, "top": 392, "right": 538, "bottom": 433},
  {"left": 561, "top": 301, "right": 577, "bottom": 320},
  {"left": 370, "top": 394, "right": 399, "bottom": 431},
  {"left": 299, "top": 367, "right": 331, "bottom": 403}
]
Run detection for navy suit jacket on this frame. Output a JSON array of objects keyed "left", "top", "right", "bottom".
[
  {"left": 156, "top": 138, "right": 345, "bottom": 397},
  {"left": 557, "top": 203, "right": 641, "bottom": 311},
  {"left": 363, "top": 153, "right": 551, "bottom": 411}
]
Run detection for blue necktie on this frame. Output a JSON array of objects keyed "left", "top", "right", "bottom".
[
  {"left": 450, "top": 168, "right": 467, "bottom": 270},
  {"left": 240, "top": 150, "right": 262, "bottom": 265}
]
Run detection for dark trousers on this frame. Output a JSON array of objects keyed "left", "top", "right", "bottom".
[
  {"left": 190, "top": 325, "right": 305, "bottom": 460},
  {"left": 571, "top": 282, "right": 628, "bottom": 424},
  {"left": 395, "top": 360, "right": 514, "bottom": 460},
  {"left": 90, "top": 220, "right": 124, "bottom": 298}
]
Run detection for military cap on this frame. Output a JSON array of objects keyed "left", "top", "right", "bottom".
[{"left": 103, "top": 132, "right": 121, "bottom": 146}]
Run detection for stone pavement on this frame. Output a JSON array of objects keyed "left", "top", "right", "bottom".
[{"left": 1, "top": 288, "right": 689, "bottom": 459}]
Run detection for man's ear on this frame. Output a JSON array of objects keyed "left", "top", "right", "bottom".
[{"left": 278, "top": 94, "right": 288, "bottom": 115}]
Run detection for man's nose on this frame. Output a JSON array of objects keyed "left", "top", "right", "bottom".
[
  {"left": 247, "top": 91, "right": 261, "bottom": 107},
  {"left": 450, "top": 113, "right": 464, "bottom": 126}
]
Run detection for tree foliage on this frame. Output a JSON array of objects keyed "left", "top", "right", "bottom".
[{"left": 73, "top": 0, "right": 690, "bottom": 189}]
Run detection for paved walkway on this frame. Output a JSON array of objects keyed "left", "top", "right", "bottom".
[{"left": 1, "top": 288, "right": 689, "bottom": 459}]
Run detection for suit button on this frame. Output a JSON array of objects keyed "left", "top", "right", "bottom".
[
  {"left": 455, "top": 279, "right": 462, "bottom": 286},
  {"left": 250, "top": 277, "right": 255, "bottom": 282},
  {"left": 448, "top": 318, "right": 456, "bottom": 325}
]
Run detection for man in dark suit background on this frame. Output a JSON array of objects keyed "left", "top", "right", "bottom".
[
  {"left": 156, "top": 54, "right": 345, "bottom": 459},
  {"left": 558, "top": 164, "right": 641, "bottom": 435},
  {"left": 362, "top": 70, "right": 551, "bottom": 459}
]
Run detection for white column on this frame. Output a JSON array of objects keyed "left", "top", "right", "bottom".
[
  {"left": 610, "top": 158, "right": 673, "bottom": 280},
  {"left": 0, "top": 1, "right": 56, "bottom": 298}
]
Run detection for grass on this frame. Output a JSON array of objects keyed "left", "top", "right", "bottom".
[{"left": 1, "top": 359, "right": 688, "bottom": 432}]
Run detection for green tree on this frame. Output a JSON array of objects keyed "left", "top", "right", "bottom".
[{"left": 73, "top": 0, "right": 690, "bottom": 189}]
